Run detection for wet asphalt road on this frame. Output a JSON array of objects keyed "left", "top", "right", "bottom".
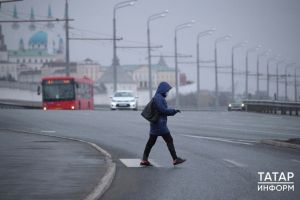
[
  {"left": 0, "top": 110, "right": 299, "bottom": 200},
  {"left": 0, "top": 129, "right": 106, "bottom": 200}
]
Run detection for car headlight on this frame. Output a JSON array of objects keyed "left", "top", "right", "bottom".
[
  {"left": 228, "top": 104, "right": 232, "bottom": 107},
  {"left": 130, "top": 99, "right": 135, "bottom": 102},
  {"left": 112, "top": 99, "right": 117, "bottom": 102},
  {"left": 241, "top": 103, "right": 245, "bottom": 107}
]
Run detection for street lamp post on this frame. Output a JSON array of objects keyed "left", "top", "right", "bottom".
[
  {"left": 245, "top": 45, "right": 261, "bottom": 99},
  {"left": 231, "top": 41, "right": 247, "bottom": 101},
  {"left": 113, "top": 0, "right": 137, "bottom": 93},
  {"left": 276, "top": 59, "right": 285, "bottom": 100},
  {"left": 196, "top": 29, "right": 215, "bottom": 107},
  {"left": 174, "top": 20, "right": 195, "bottom": 107},
  {"left": 256, "top": 50, "right": 270, "bottom": 97},
  {"left": 147, "top": 10, "right": 168, "bottom": 100},
  {"left": 267, "top": 56, "right": 277, "bottom": 98},
  {"left": 214, "top": 35, "right": 231, "bottom": 108},
  {"left": 284, "top": 63, "right": 296, "bottom": 101},
  {"left": 295, "top": 68, "right": 299, "bottom": 102}
]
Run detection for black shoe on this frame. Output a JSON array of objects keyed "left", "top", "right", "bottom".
[
  {"left": 173, "top": 157, "right": 186, "bottom": 165},
  {"left": 140, "top": 160, "right": 152, "bottom": 166}
]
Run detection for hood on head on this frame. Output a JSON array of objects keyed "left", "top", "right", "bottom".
[{"left": 156, "top": 82, "right": 172, "bottom": 94}]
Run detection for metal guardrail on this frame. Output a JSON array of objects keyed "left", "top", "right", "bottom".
[
  {"left": 0, "top": 100, "right": 42, "bottom": 109},
  {"left": 243, "top": 100, "right": 300, "bottom": 116},
  {"left": 0, "top": 81, "right": 39, "bottom": 92}
]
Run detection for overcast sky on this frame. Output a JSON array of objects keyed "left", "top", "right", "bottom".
[{"left": 1, "top": 0, "right": 300, "bottom": 96}]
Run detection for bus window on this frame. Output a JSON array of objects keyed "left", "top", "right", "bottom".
[{"left": 42, "top": 81, "right": 75, "bottom": 101}]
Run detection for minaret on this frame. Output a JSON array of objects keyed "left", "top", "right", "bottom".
[
  {"left": 52, "top": 40, "right": 56, "bottom": 54},
  {"left": 29, "top": 7, "right": 36, "bottom": 31},
  {"left": 0, "top": 25, "right": 8, "bottom": 61},
  {"left": 0, "top": 26, "right": 7, "bottom": 51},
  {"left": 58, "top": 37, "right": 64, "bottom": 54},
  {"left": 12, "top": 5, "right": 20, "bottom": 30},
  {"left": 158, "top": 55, "right": 167, "bottom": 66},
  {"left": 19, "top": 38, "right": 24, "bottom": 51},
  {"left": 47, "top": 5, "right": 54, "bottom": 29}
]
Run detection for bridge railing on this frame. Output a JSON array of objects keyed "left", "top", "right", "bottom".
[{"left": 243, "top": 100, "right": 300, "bottom": 116}]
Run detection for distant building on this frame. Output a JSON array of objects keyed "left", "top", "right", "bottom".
[
  {"left": 41, "top": 62, "right": 77, "bottom": 78},
  {"left": 0, "top": 25, "right": 66, "bottom": 82},
  {"left": 118, "top": 56, "right": 176, "bottom": 90},
  {"left": 40, "top": 58, "right": 105, "bottom": 82},
  {"left": 8, "top": 31, "right": 64, "bottom": 70},
  {"left": 77, "top": 58, "right": 105, "bottom": 82},
  {"left": 0, "top": 25, "right": 17, "bottom": 80},
  {"left": 96, "top": 65, "right": 137, "bottom": 95}
]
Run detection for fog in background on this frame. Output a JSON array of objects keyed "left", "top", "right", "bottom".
[{"left": 1, "top": 0, "right": 300, "bottom": 96}]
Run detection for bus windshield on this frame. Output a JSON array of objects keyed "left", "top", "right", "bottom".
[{"left": 42, "top": 83, "right": 75, "bottom": 101}]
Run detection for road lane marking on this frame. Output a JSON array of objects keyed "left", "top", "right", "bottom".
[
  {"left": 291, "top": 159, "right": 300, "bottom": 164},
  {"left": 41, "top": 130, "right": 56, "bottom": 133},
  {"left": 119, "top": 159, "right": 161, "bottom": 167},
  {"left": 180, "top": 134, "right": 254, "bottom": 146},
  {"left": 223, "top": 159, "right": 247, "bottom": 168},
  {"left": 177, "top": 124, "right": 300, "bottom": 137}
]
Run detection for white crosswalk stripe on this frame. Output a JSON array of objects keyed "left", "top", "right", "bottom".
[{"left": 120, "top": 159, "right": 161, "bottom": 167}]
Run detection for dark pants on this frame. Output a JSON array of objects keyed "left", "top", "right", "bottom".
[{"left": 142, "top": 133, "right": 177, "bottom": 161}]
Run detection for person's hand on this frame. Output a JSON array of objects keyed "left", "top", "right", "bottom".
[{"left": 175, "top": 109, "right": 181, "bottom": 113}]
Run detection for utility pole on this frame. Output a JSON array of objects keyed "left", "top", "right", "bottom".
[
  {"left": 65, "top": 0, "right": 70, "bottom": 77},
  {"left": 276, "top": 60, "right": 285, "bottom": 100},
  {"left": 295, "top": 69, "right": 297, "bottom": 102}
]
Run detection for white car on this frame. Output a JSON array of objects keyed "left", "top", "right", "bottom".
[
  {"left": 110, "top": 90, "right": 138, "bottom": 110},
  {"left": 228, "top": 102, "right": 245, "bottom": 111}
]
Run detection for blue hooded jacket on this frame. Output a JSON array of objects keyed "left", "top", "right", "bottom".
[{"left": 150, "top": 82, "right": 177, "bottom": 135}]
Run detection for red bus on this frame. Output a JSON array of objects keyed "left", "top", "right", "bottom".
[{"left": 38, "top": 76, "right": 94, "bottom": 110}]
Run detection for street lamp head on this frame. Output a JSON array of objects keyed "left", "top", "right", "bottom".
[
  {"left": 207, "top": 28, "right": 216, "bottom": 35},
  {"left": 215, "top": 34, "right": 231, "bottom": 45},
  {"left": 233, "top": 41, "right": 247, "bottom": 49},
  {"left": 175, "top": 20, "right": 195, "bottom": 31},
  {"left": 197, "top": 29, "right": 215, "bottom": 40},
  {"left": 226, "top": 34, "right": 232, "bottom": 38},
  {"left": 256, "top": 44, "right": 262, "bottom": 50},
  {"left": 242, "top": 40, "right": 248, "bottom": 46},
  {"left": 247, "top": 44, "right": 261, "bottom": 53},
  {"left": 148, "top": 10, "right": 169, "bottom": 23},
  {"left": 114, "top": 0, "right": 138, "bottom": 12}
]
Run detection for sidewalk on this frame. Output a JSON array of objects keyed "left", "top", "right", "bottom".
[{"left": 0, "top": 130, "right": 108, "bottom": 200}]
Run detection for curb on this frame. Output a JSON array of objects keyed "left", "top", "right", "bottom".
[
  {"left": 260, "top": 139, "right": 300, "bottom": 150},
  {"left": 1, "top": 128, "right": 116, "bottom": 200}
]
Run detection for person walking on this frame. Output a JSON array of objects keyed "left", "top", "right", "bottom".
[{"left": 140, "top": 82, "right": 186, "bottom": 166}]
